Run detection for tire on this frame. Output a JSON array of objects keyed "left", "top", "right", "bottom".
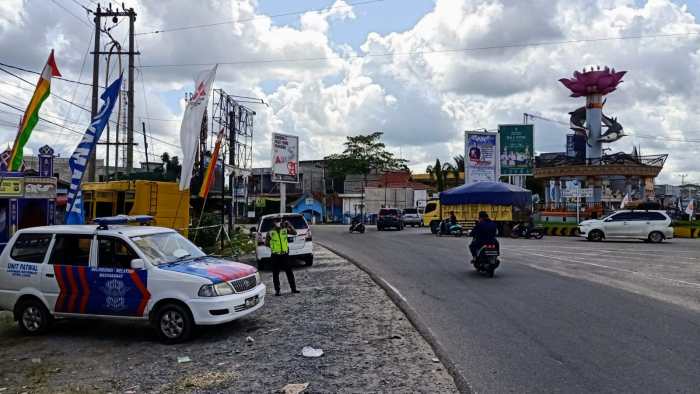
[
  {"left": 16, "top": 299, "right": 52, "bottom": 335},
  {"left": 377, "top": 226, "right": 383, "bottom": 231},
  {"left": 534, "top": 232, "right": 544, "bottom": 239},
  {"left": 510, "top": 229, "right": 521, "bottom": 239},
  {"left": 303, "top": 255, "right": 314, "bottom": 266},
  {"left": 429, "top": 221, "right": 440, "bottom": 234},
  {"left": 154, "top": 303, "right": 194, "bottom": 344},
  {"left": 648, "top": 231, "right": 664, "bottom": 243},
  {"left": 454, "top": 229, "right": 463, "bottom": 237},
  {"left": 359, "top": 227, "right": 365, "bottom": 234},
  {"left": 488, "top": 268, "right": 495, "bottom": 278},
  {"left": 588, "top": 230, "right": 604, "bottom": 242}
]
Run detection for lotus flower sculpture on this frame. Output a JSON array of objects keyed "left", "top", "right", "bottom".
[{"left": 559, "top": 66, "right": 626, "bottom": 97}]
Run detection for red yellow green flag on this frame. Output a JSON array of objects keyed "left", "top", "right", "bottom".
[
  {"left": 9, "top": 50, "right": 61, "bottom": 171},
  {"left": 198, "top": 128, "right": 225, "bottom": 199}
]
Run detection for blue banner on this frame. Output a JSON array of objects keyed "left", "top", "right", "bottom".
[{"left": 65, "top": 75, "right": 122, "bottom": 224}]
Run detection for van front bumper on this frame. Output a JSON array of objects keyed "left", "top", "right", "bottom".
[{"left": 188, "top": 284, "right": 266, "bottom": 325}]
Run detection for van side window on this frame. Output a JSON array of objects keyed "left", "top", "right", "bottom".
[
  {"left": 424, "top": 203, "right": 437, "bottom": 214},
  {"left": 98, "top": 236, "right": 138, "bottom": 269},
  {"left": 10, "top": 234, "right": 53, "bottom": 263},
  {"left": 49, "top": 235, "right": 92, "bottom": 267}
]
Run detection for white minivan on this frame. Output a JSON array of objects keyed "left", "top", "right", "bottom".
[
  {"left": 253, "top": 213, "right": 313, "bottom": 269},
  {"left": 0, "top": 216, "right": 265, "bottom": 343},
  {"left": 578, "top": 210, "right": 674, "bottom": 243}
]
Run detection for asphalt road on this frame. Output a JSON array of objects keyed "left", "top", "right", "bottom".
[{"left": 314, "top": 225, "right": 700, "bottom": 394}]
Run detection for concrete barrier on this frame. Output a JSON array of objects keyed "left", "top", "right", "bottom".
[
  {"left": 541, "top": 225, "right": 698, "bottom": 238},
  {"left": 674, "top": 227, "right": 699, "bottom": 238}
]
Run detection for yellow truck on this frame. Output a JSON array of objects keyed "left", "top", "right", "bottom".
[
  {"left": 81, "top": 180, "right": 190, "bottom": 235},
  {"left": 422, "top": 182, "right": 532, "bottom": 233}
]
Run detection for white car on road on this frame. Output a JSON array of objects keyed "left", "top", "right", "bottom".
[
  {"left": 578, "top": 210, "right": 674, "bottom": 243},
  {"left": 0, "top": 216, "right": 265, "bottom": 343},
  {"left": 253, "top": 213, "right": 313, "bottom": 269}
]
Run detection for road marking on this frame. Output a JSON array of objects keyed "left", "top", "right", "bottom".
[
  {"left": 381, "top": 277, "right": 408, "bottom": 303},
  {"left": 513, "top": 250, "right": 700, "bottom": 288}
]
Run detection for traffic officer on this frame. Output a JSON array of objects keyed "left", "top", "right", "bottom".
[{"left": 266, "top": 217, "right": 299, "bottom": 296}]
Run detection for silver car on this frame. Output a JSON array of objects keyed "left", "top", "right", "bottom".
[{"left": 402, "top": 208, "right": 422, "bottom": 227}]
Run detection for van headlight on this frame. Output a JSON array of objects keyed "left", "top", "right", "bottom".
[
  {"left": 198, "top": 282, "right": 234, "bottom": 297},
  {"left": 255, "top": 272, "right": 261, "bottom": 285}
]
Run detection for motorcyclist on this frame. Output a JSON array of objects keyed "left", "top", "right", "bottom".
[
  {"left": 449, "top": 211, "right": 457, "bottom": 225},
  {"left": 524, "top": 211, "right": 535, "bottom": 237},
  {"left": 469, "top": 211, "right": 498, "bottom": 261}
]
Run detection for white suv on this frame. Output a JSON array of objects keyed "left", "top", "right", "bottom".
[
  {"left": 0, "top": 216, "right": 265, "bottom": 343},
  {"left": 253, "top": 213, "right": 313, "bottom": 269},
  {"left": 579, "top": 210, "right": 674, "bottom": 243}
]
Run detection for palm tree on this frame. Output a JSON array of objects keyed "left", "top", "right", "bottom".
[
  {"left": 453, "top": 154, "right": 465, "bottom": 172},
  {"left": 426, "top": 159, "right": 454, "bottom": 191}
]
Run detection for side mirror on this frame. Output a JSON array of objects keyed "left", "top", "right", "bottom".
[
  {"left": 250, "top": 227, "right": 257, "bottom": 234},
  {"left": 130, "top": 258, "right": 146, "bottom": 270},
  {"left": 604, "top": 218, "right": 612, "bottom": 222}
]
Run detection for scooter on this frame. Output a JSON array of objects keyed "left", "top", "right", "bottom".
[
  {"left": 437, "top": 219, "right": 463, "bottom": 237},
  {"left": 349, "top": 219, "right": 365, "bottom": 233},
  {"left": 510, "top": 223, "right": 544, "bottom": 239},
  {"left": 472, "top": 243, "right": 500, "bottom": 277}
]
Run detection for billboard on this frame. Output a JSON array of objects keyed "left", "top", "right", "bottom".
[
  {"left": 499, "top": 124, "right": 534, "bottom": 176},
  {"left": 23, "top": 177, "right": 57, "bottom": 199},
  {"left": 465, "top": 131, "right": 499, "bottom": 183},
  {"left": 566, "top": 133, "right": 586, "bottom": 161},
  {"left": 271, "top": 133, "right": 299, "bottom": 183}
]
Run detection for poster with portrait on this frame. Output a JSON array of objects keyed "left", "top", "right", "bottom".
[
  {"left": 271, "top": 133, "right": 299, "bottom": 183},
  {"left": 465, "top": 131, "right": 499, "bottom": 183},
  {"left": 499, "top": 124, "right": 534, "bottom": 176}
]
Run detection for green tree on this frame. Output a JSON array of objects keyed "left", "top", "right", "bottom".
[
  {"left": 453, "top": 154, "right": 465, "bottom": 173},
  {"left": 426, "top": 158, "right": 453, "bottom": 192},
  {"left": 325, "top": 132, "right": 408, "bottom": 179},
  {"left": 160, "top": 152, "right": 182, "bottom": 181}
]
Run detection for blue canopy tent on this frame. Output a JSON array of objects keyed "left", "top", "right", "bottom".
[{"left": 440, "top": 181, "right": 531, "bottom": 207}]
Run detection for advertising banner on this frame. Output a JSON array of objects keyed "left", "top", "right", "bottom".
[
  {"left": 465, "top": 131, "right": 498, "bottom": 183},
  {"left": 566, "top": 133, "right": 586, "bottom": 161},
  {"left": 499, "top": 124, "right": 534, "bottom": 176},
  {"left": 0, "top": 178, "right": 23, "bottom": 197},
  {"left": 271, "top": 133, "right": 299, "bottom": 183},
  {"left": 23, "top": 177, "right": 57, "bottom": 199}
]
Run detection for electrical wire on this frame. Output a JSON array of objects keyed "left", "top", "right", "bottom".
[
  {"left": 139, "top": 31, "right": 700, "bottom": 68},
  {"left": 0, "top": 61, "right": 96, "bottom": 87},
  {"left": 59, "top": 32, "right": 94, "bottom": 138},
  {"left": 0, "top": 100, "right": 86, "bottom": 136},
  {"left": 49, "top": 0, "right": 92, "bottom": 29},
  {"left": 135, "top": 0, "right": 384, "bottom": 36}
]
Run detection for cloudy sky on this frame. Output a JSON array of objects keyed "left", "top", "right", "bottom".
[{"left": 1, "top": 0, "right": 699, "bottom": 184}]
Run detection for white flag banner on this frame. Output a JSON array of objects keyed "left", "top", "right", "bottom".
[
  {"left": 686, "top": 199, "right": 695, "bottom": 216},
  {"left": 179, "top": 65, "right": 217, "bottom": 191},
  {"left": 620, "top": 193, "right": 630, "bottom": 208}
]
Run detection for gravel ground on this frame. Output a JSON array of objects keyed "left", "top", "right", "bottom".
[{"left": 0, "top": 246, "right": 457, "bottom": 393}]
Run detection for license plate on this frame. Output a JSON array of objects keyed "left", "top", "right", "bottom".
[
  {"left": 245, "top": 296, "right": 259, "bottom": 308},
  {"left": 287, "top": 236, "right": 294, "bottom": 242}
]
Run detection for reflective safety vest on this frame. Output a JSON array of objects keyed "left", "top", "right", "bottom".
[{"left": 269, "top": 228, "right": 289, "bottom": 254}]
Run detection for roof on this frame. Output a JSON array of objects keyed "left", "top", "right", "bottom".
[
  {"left": 439, "top": 181, "right": 532, "bottom": 206},
  {"left": 18, "top": 225, "right": 176, "bottom": 237}
]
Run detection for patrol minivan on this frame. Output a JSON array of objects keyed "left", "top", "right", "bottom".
[{"left": 0, "top": 216, "right": 265, "bottom": 343}]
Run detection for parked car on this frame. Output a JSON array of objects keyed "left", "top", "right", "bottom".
[
  {"left": 402, "top": 208, "right": 422, "bottom": 227},
  {"left": 0, "top": 216, "right": 265, "bottom": 343},
  {"left": 578, "top": 210, "right": 674, "bottom": 243},
  {"left": 377, "top": 208, "right": 404, "bottom": 231},
  {"left": 253, "top": 213, "right": 313, "bottom": 269}
]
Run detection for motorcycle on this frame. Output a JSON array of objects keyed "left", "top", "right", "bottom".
[
  {"left": 472, "top": 242, "right": 500, "bottom": 277},
  {"left": 349, "top": 219, "right": 365, "bottom": 234},
  {"left": 437, "top": 219, "right": 463, "bottom": 237},
  {"left": 510, "top": 223, "right": 544, "bottom": 239}
]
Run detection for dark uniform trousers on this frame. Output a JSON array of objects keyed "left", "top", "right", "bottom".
[{"left": 271, "top": 253, "right": 296, "bottom": 293}]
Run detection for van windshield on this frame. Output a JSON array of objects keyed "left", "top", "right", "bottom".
[
  {"left": 260, "top": 216, "right": 308, "bottom": 232},
  {"left": 130, "top": 232, "right": 205, "bottom": 266},
  {"left": 404, "top": 208, "right": 418, "bottom": 214}
]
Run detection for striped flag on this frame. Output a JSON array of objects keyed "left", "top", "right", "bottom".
[
  {"left": 198, "top": 128, "right": 225, "bottom": 199},
  {"left": 686, "top": 199, "right": 695, "bottom": 216},
  {"left": 9, "top": 50, "right": 61, "bottom": 171}
]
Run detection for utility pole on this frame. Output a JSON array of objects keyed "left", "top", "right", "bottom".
[
  {"left": 142, "top": 122, "right": 148, "bottom": 168},
  {"left": 680, "top": 173, "right": 688, "bottom": 186},
  {"left": 89, "top": 4, "right": 139, "bottom": 180},
  {"left": 87, "top": 4, "right": 101, "bottom": 182}
]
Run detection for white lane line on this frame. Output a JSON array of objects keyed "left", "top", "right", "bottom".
[
  {"left": 511, "top": 250, "right": 700, "bottom": 288},
  {"left": 380, "top": 277, "right": 408, "bottom": 303},
  {"left": 515, "top": 246, "right": 699, "bottom": 262}
]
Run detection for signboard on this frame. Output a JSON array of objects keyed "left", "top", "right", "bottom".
[
  {"left": 465, "top": 131, "right": 499, "bottom": 183},
  {"left": 271, "top": 133, "right": 299, "bottom": 183},
  {"left": 562, "top": 187, "right": 594, "bottom": 198},
  {"left": 0, "top": 179, "right": 23, "bottom": 197},
  {"left": 23, "top": 177, "right": 57, "bottom": 199},
  {"left": 499, "top": 124, "right": 534, "bottom": 176}
]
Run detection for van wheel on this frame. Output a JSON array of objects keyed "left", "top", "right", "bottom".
[
  {"left": 16, "top": 299, "right": 52, "bottom": 335},
  {"left": 588, "top": 230, "right": 604, "bottom": 242},
  {"left": 303, "top": 255, "right": 314, "bottom": 266},
  {"left": 154, "top": 303, "right": 194, "bottom": 344},
  {"left": 648, "top": 231, "right": 664, "bottom": 243}
]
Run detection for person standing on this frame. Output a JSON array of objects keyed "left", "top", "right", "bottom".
[{"left": 266, "top": 217, "right": 299, "bottom": 296}]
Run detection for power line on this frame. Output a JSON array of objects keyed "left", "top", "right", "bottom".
[
  {"left": 138, "top": 31, "right": 700, "bottom": 68},
  {"left": 136, "top": 0, "right": 384, "bottom": 36},
  {"left": 49, "top": 0, "right": 92, "bottom": 29},
  {"left": 0, "top": 100, "right": 86, "bottom": 136},
  {"left": 0, "top": 61, "right": 96, "bottom": 88}
]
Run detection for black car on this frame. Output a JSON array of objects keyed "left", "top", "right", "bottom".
[{"left": 377, "top": 208, "right": 404, "bottom": 231}]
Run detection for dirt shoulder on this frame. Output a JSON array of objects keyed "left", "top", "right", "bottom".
[{"left": 0, "top": 246, "right": 457, "bottom": 393}]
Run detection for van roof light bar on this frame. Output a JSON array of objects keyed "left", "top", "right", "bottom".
[{"left": 94, "top": 215, "right": 154, "bottom": 230}]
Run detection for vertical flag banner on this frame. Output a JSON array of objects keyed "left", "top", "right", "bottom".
[
  {"left": 686, "top": 199, "right": 695, "bottom": 216},
  {"left": 465, "top": 131, "right": 498, "bottom": 183},
  {"left": 198, "top": 128, "right": 225, "bottom": 199},
  {"left": 499, "top": 124, "right": 534, "bottom": 176},
  {"left": 65, "top": 75, "right": 123, "bottom": 224},
  {"left": 9, "top": 50, "right": 61, "bottom": 171},
  {"left": 179, "top": 65, "right": 217, "bottom": 191},
  {"left": 621, "top": 193, "right": 630, "bottom": 209},
  {"left": 271, "top": 133, "right": 299, "bottom": 183}
]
